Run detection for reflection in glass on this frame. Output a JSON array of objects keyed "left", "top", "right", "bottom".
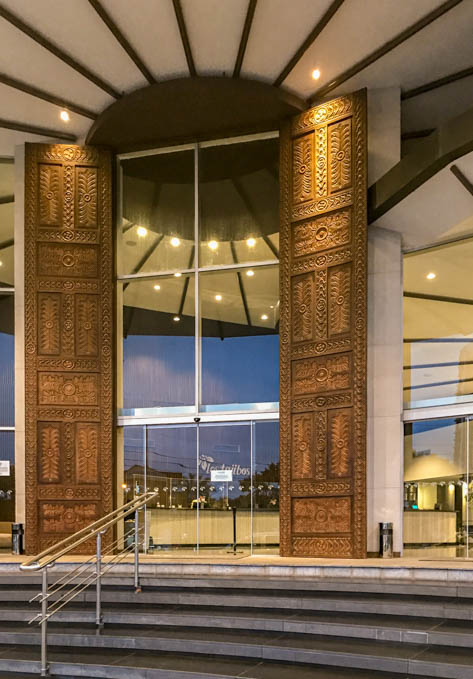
[
  {"left": 0, "top": 161, "right": 14, "bottom": 287},
  {"left": 119, "top": 150, "right": 194, "bottom": 275},
  {"left": 404, "top": 238, "right": 473, "bottom": 408},
  {"left": 122, "top": 275, "right": 195, "bottom": 412},
  {"left": 403, "top": 418, "right": 473, "bottom": 558},
  {"left": 200, "top": 266, "right": 279, "bottom": 408},
  {"left": 146, "top": 425, "right": 198, "bottom": 552},
  {"left": 0, "top": 294, "right": 14, "bottom": 426},
  {"left": 199, "top": 139, "right": 279, "bottom": 268},
  {"left": 253, "top": 421, "right": 279, "bottom": 553},
  {"left": 0, "top": 431, "right": 14, "bottom": 524}
]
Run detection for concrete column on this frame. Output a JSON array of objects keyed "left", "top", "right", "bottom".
[{"left": 366, "top": 226, "right": 404, "bottom": 555}]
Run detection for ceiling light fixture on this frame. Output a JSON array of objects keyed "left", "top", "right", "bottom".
[
  {"left": 247, "top": 237, "right": 256, "bottom": 247},
  {"left": 154, "top": 284, "right": 161, "bottom": 291},
  {"left": 261, "top": 314, "right": 268, "bottom": 321},
  {"left": 60, "top": 109, "right": 70, "bottom": 122},
  {"left": 170, "top": 237, "right": 180, "bottom": 247},
  {"left": 215, "top": 294, "right": 222, "bottom": 301},
  {"left": 426, "top": 272, "right": 436, "bottom": 280},
  {"left": 312, "top": 68, "right": 321, "bottom": 80},
  {"left": 174, "top": 272, "right": 182, "bottom": 277},
  {"left": 208, "top": 240, "right": 218, "bottom": 250},
  {"left": 246, "top": 270, "right": 254, "bottom": 277},
  {"left": 137, "top": 226, "right": 147, "bottom": 237},
  {"left": 173, "top": 315, "right": 180, "bottom": 322}
]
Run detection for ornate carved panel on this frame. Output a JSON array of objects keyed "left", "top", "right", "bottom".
[
  {"left": 280, "top": 91, "right": 367, "bottom": 558},
  {"left": 25, "top": 144, "right": 113, "bottom": 554}
]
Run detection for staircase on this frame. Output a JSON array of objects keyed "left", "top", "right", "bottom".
[{"left": 1, "top": 571, "right": 473, "bottom": 678}]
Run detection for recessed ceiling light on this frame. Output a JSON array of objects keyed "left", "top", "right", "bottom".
[
  {"left": 426, "top": 272, "right": 436, "bottom": 280},
  {"left": 173, "top": 315, "right": 180, "bottom": 322},
  {"left": 261, "top": 314, "right": 268, "bottom": 321},
  {"left": 312, "top": 68, "right": 321, "bottom": 80},
  {"left": 215, "top": 294, "right": 222, "bottom": 301},
  {"left": 246, "top": 270, "right": 254, "bottom": 277},
  {"left": 60, "top": 109, "right": 70, "bottom": 122},
  {"left": 170, "top": 237, "right": 180, "bottom": 247},
  {"left": 247, "top": 237, "right": 256, "bottom": 247},
  {"left": 154, "top": 284, "right": 161, "bottom": 291},
  {"left": 174, "top": 272, "right": 182, "bottom": 277},
  {"left": 0, "top": 261, "right": 3, "bottom": 267},
  {"left": 208, "top": 240, "right": 218, "bottom": 250},
  {"left": 137, "top": 226, "right": 147, "bottom": 237}
]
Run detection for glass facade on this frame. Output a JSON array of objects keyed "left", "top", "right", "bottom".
[
  {"left": 118, "top": 135, "right": 280, "bottom": 554},
  {"left": 0, "top": 159, "right": 14, "bottom": 529}
]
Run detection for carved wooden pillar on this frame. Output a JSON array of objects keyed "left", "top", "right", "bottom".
[
  {"left": 24, "top": 144, "right": 113, "bottom": 554},
  {"left": 279, "top": 91, "right": 367, "bottom": 558}
]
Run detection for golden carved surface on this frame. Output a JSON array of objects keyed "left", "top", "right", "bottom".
[
  {"left": 279, "top": 90, "right": 367, "bottom": 559},
  {"left": 25, "top": 143, "right": 113, "bottom": 555}
]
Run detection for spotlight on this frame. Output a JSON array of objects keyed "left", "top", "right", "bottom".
[
  {"left": 137, "top": 226, "right": 147, "bottom": 237},
  {"left": 173, "top": 316, "right": 180, "bottom": 322},
  {"left": 170, "top": 237, "right": 180, "bottom": 247},
  {"left": 261, "top": 314, "right": 268, "bottom": 321},
  {"left": 312, "top": 68, "right": 321, "bottom": 80},
  {"left": 174, "top": 272, "right": 182, "bottom": 277},
  {"left": 246, "top": 270, "right": 254, "bottom": 277},
  {"left": 215, "top": 294, "right": 222, "bottom": 301},
  {"left": 247, "top": 237, "right": 256, "bottom": 247},
  {"left": 60, "top": 109, "right": 70, "bottom": 122},
  {"left": 426, "top": 272, "right": 436, "bottom": 280},
  {"left": 208, "top": 240, "right": 218, "bottom": 250},
  {"left": 154, "top": 284, "right": 161, "bottom": 291}
]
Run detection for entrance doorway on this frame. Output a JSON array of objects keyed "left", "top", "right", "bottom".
[{"left": 123, "top": 419, "right": 279, "bottom": 556}]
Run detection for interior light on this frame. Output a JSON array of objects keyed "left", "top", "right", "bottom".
[
  {"left": 426, "top": 272, "right": 436, "bottom": 280},
  {"left": 153, "top": 284, "right": 161, "bottom": 291},
  {"left": 137, "top": 226, "right": 147, "bottom": 237},
  {"left": 60, "top": 109, "right": 70, "bottom": 122},
  {"left": 312, "top": 68, "right": 321, "bottom": 80},
  {"left": 170, "top": 237, "right": 180, "bottom": 247},
  {"left": 173, "top": 315, "right": 180, "bottom": 322},
  {"left": 208, "top": 240, "right": 218, "bottom": 250},
  {"left": 121, "top": 483, "right": 127, "bottom": 490},
  {"left": 247, "top": 237, "right": 256, "bottom": 247},
  {"left": 261, "top": 314, "right": 269, "bottom": 321},
  {"left": 246, "top": 270, "right": 254, "bottom": 277},
  {"left": 215, "top": 294, "right": 222, "bottom": 301},
  {"left": 174, "top": 272, "right": 182, "bottom": 277},
  {"left": 0, "top": 261, "right": 3, "bottom": 267}
]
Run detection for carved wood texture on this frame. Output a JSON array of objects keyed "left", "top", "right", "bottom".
[
  {"left": 25, "top": 144, "right": 113, "bottom": 554},
  {"left": 279, "top": 92, "right": 367, "bottom": 558}
]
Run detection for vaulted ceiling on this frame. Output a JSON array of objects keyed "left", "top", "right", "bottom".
[{"left": 0, "top": 0, "right": 472, "bottom": 157}]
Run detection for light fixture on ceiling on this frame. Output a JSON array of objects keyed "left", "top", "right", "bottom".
[
  {"left": 426, "top": 272, "right": 436, "bottom": 280},
  {"left": 174, "top": 272, "right": 182, "bottom": 277},
  {"left": 246, "top": 270, "right": 254, "bottom": 277},
  {"left": 170, "top": 237, "right": 180, "bottom": 247},
  {"left": 154, "top": 284, "right": 161, "bottom": 291},
  {"left": 312, "top": 68, "right": 321, "bottom": 80},
  {"left": 247, "top": 237, "right": 256, "bottom": 247},
  {"left": 60, "top": 109, "right": 70, "bottom": 122},
  {"left": 137, "top": 226, "right": 147, "bottom": 237},
  {"left": 208, "top": 240, "right": 218, "bottom": 250},
  {"left": 0, "top": 261, "right": 3, "bottom": 267},
  {"left": 261, "top": 314, "right": 269, "bottom": 321},
  {"left": 173, "top": 315, "right": 180, "bottom": 322},
  {"left": 215, "top": 294, "right": 222, "bottom": 301}
]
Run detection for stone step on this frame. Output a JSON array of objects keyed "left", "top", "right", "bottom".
[
  {"left": 0, "top": 629, "right": 468, "bottom": 678},
  {"left": 3, "top": 605, "right": 473, "bottom": 648}
]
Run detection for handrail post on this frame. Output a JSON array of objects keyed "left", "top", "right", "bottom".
[
  {"left": 134, "top": 507, "right": 141, "bottom": 593},
  {"left": 40, "top": 567, "right": 49, "bottom": 677},
  {"left": 95, "top": 530, "right": 104, "bottom": 629}
]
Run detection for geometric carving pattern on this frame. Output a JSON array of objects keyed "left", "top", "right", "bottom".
[
  {"left": 279, "top": 91, "right": 367, "bottom": 558},
  {"left": 25, "top": 143, "right": 113, "bottom": 555}
]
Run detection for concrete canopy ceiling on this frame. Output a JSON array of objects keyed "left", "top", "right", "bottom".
[{"left": 0, "top": 0, "right": 472, "bottom": 156}]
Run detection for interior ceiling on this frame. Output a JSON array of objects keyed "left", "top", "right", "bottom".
[{"left": 0, "top": 0, "right": 472, "bottom": 156}]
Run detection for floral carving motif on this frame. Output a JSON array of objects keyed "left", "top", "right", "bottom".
[
  {"left": 293, "top": 210, "right": 351, "bottom": 259},
  {"left": 39, "top": 164, "right": 61, "bottom": 226},
  {"left": 292, "top": 497, "right": 351, "bottom": 534},
  {"left": 38, "top": 423, "right": 61, "bottom": 483},
  {"left": 292, "top": 536, "right": 352, "bottom": 557},
  {"left": 292, "top": 275, "right": 313, "bottom": 343},
  {"left": 329, "top": 120, "right": 352, "bottom": 193},
  {"left": 328, "top": 409, "right": 352, "bottom": 478},
  {"left": 292, "top": 414, "right": 313, "bottom": 479},
  {"left": 329, "top": 266, "right": 351, "bottom": 336},
  {"left": 75, "top": 295, "right": 99, "bottom": 356},
  {"left": 75, "top": 423, "right": 99, "bottom": 483},
  {"left": 292, "top": 354, "right": 351, "bottom": 396},
  {"left": 76, "top": 167, "right": 97, "bottom": 228},
  {"left": 293, "top": 135, "right": 313, "bottom": 204},
  {"left": 41, "top": 502, "right": 97, "bottom": 533},
  {"left": 38, "top": 294, "right": 60, "bottom": 355},
  {"left": 38, "top": 373, "right": 99, "bottom": 405},
  {"left": 37, "top": 243, "right": 99, "bottom": 278}
]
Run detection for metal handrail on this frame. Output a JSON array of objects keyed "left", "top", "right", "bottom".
[
  {"left": 20, "top": 491, "right": 155, "bottom": 571},
  {"left": 19, "top": 490, "right": 160, "bottom": 676}
]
